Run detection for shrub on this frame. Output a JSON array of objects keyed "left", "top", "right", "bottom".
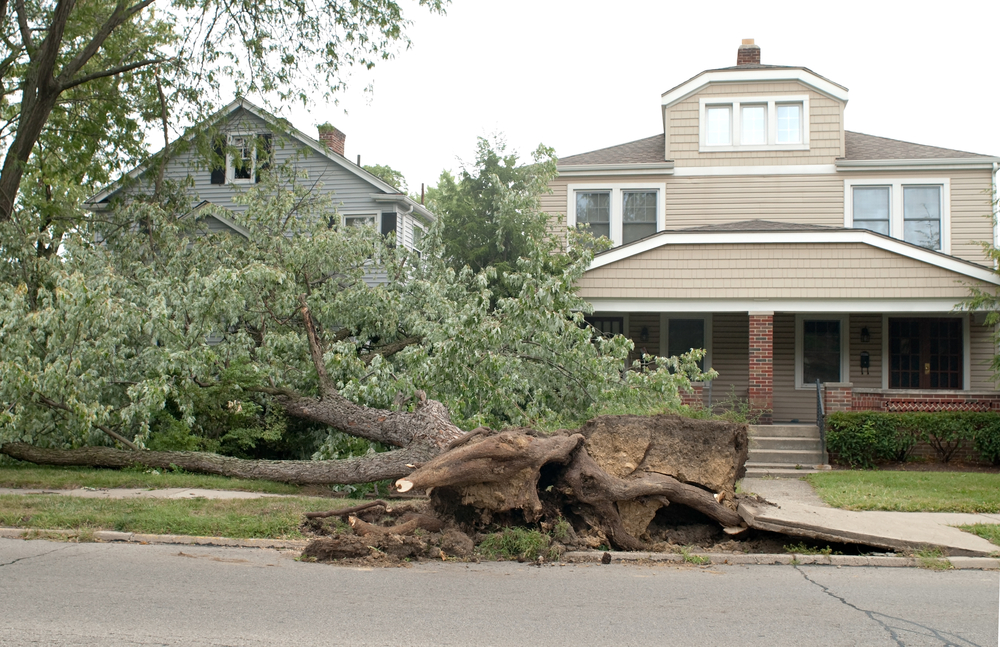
[
  {"left": 826, "top": 411, "right": 1000, "bottom": 466},
  {"left": 825, "top": 412, "right": 916, "bottom": 468}
]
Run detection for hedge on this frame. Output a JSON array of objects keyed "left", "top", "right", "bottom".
[{"left": 825, "top": 411, "right": 1000, "bottom": 468}]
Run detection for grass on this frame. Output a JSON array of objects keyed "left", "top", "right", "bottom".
[
  {"left": 477, "top": 527, "right": 554, "bottom": 561},
  {"left": 957, "top": 523, "right": 1000, "bottom": 548},
  {"left": 680, "top": 546, "right": 711, "bottom": 565},
  {"left": 0, "top": 464, "right": 303, "bottom": 495},
  {"left": 913, "top": 548, "right": 953, "bottom": 571},
  {"left": 0, "top": 494, "right": 338, "bottom": 539},
  {"left": 784, "top": 542, "right": 841, "bottom": 556},
  {"left": 804, "top": 471, "right": 1000, "bottom": 513}
]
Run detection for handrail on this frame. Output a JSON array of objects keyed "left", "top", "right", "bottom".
[{"left": 815, "top": 379, "right": 828, "bottom": 465}]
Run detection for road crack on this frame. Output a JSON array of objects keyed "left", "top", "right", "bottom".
[
  {"left": 794, "top": 565, "right": 983, "bottom": 646},
  {"left": 0, "top": 544, "right": 72, "bottom": 568}
]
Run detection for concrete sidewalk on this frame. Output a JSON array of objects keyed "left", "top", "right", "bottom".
[
  {"left": 739, "top": 477, "right": 1000, "bottom": 557},
  {"left": 0, "top": 487, "right": 293, "bottom": 500}
]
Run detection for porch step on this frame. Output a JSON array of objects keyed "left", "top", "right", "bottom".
[
  {"left": 750, "top": 436, "right": 823, "bottom": 451},
  {"left": 746, "top": 424, "right": 829, "bottom": 477},
  {"left": 744, "top": 463, "right": 831, "bottom": 478},
  {"left": 749, "top": 424, "right": 820, "bottom": 438}
]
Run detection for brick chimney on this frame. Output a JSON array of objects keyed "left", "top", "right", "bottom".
[
  {"left": 737, "top": 39, "right": 760, "bottom": 66},
  {"left": 317, "top": 124, "right": 346, "bottom": 156}
]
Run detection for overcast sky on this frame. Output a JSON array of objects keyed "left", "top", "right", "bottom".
[{"left": 276, "top": 0, "right": 1000, "bottom": 193}]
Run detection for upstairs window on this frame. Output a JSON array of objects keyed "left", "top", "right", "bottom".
[
  {"left": 846, "top": 179, "right": 949, "bottom": 253},
  {"left": 706, "top": 106, "right": 731, "bottom": 145},
  {"left": 210, "top": 134, "right": 273, "bottom": 185},
  {"left": 568, "top": 183, "right": 666, "bottom": 248},
  {"left": 699, "top": 95, "right": 809, "bottom": 152}
]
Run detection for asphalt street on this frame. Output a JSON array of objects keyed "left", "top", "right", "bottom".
[{"left": 1, "top": 538, "right": 997, "bottom": 646}]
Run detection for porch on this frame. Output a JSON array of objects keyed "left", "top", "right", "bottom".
[{"left": 588, "top": 310, "right": 1000, "bottom": 424}]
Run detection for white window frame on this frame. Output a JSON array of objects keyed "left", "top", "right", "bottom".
[
  {"left": 795, "top": 314, "right": 849, "bottom": 389},
  {"left": 699, "top": 95, "right": 810, "bottom": 152},
  {"left": 844, "top": 178, "right": 951, "bottom": 254},
  {"left": 341, "top": 212, "right": 379, "bottom": 229},
  {"left": 226, "top": 134, "right": 258, "bottom": 184},
  {"left": 660, "top": 313, "right": 713, "bottom": 371},
  {"left": 567, "top": 182, "right": 667, "bottom": 247}
]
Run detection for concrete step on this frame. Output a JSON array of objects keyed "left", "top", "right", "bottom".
[
  {"left": 749, "top": 424, "right": 820, "bottom": 439},
  {"left": 744, "top": 462, "right": 831, "bottom": 478},
  {"left": 750, "top": 436, "right": 823, "bottom": 451},
  {"left": 747, "top": 448, "right": 824, "bottom": 465}
]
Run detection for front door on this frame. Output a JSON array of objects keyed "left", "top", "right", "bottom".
[{"left": 888, "top": 318, "right": 962, "bottom": 389}]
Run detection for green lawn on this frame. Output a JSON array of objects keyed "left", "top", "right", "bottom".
[
  {"left": 0, "top": 494, "right": 338, "bottom": 539},
  {"left": 0, "top": 464, "right": 303, "bottom": 495},
  {"left": 804, "top": 471, "right": 1000, "bottom": 513}
]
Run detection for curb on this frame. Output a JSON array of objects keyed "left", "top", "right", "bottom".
[
  {"left": 0, "top": 527, "right": 308, "bottom": 550},
  {"left": 2, "top": 528, "right": 997, "bottom": 569},
  {"left": 561, "top": 551, "right": 1000, "bottom": 570}
]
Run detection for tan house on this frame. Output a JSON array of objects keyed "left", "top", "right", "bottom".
[{"left": 546, "top": 40, "right": 1000, "bottom": 428}]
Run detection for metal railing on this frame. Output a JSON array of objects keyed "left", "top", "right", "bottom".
[{"left": 815, "top": 379, "right": 828, "bottom": 465}]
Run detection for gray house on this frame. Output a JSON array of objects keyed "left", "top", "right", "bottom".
[{"left": 86, "top": 98, "right": 433, "bottom": 258}]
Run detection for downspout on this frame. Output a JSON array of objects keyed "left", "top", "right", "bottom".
[{"left": 993, "top": 162, "right": 999, "bottom": 268}]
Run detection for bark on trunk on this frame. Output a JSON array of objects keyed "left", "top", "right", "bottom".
[{"left": 0, "top": 442, "right": 432, "bottom": 485}]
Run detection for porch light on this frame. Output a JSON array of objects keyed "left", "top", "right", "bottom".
[{"left": 860, "top": 327, "right": 870, "bottom": 344}]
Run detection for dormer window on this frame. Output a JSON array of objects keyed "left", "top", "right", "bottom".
[{"left": 699, "top": 96, "right": 809, "bottom": 152}]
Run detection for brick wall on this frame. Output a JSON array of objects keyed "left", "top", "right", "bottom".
[
  {"left": 851, "top": 390, "right": 1000, "bottom": 413},
  {"left": 680, "top": 383, "right": 705, "bottom": 410},
  {"left": 824, "top": 383, "right": 853, "bottom": 413},
  {"left": 748, "top": 313, "right": 773, "bottom": 424}
]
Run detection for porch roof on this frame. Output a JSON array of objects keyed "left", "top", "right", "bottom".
[{"left": 579, "top": 222, "right": 999, "bottom": 313}]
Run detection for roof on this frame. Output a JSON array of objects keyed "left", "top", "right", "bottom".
[
  {"left": 675, "top": 219, "right": 836, "bottom": 232},
  {"left": 559, "top": 134, "right": 664, "bottom": 166},
  {"left": 86, "top": 98, "right": 434, "bottom": 222},
  {"left": 843, "top": 131, "right": 995, "bottom": 160},
  {"left": 661, "top": 64, "right": 848, "bottom": 98}
]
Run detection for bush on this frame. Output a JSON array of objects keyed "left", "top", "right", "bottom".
[
  {"left": 825, "top": 412, "right": 916, "bottom": 468},
  {"left": 826, "top": 411, "right": 1000, "bottom": 467}
]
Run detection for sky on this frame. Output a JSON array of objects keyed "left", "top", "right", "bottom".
[{"left": 271, "top": 0, "right": 1000, "bottom": 194}]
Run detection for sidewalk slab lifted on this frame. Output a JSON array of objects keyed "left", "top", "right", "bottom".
[{"left": 739, "top": 499, "right": 1000, "bottom": 557}]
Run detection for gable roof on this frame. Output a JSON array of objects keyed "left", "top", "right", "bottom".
[
  {"left": 86, "top": 98, "right": 434, "bottom": 222},
  {"left": 660, "top": 65, "right": 849, "bottom": 108}
]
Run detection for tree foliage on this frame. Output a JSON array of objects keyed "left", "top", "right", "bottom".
[
  {"left": 0, "top": 165, "right": 711, "bottom": 467},
  {"left": 427, "top": 136, "right": 565, "bottom": 289}
]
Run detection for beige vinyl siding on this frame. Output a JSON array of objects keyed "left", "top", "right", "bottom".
[
  {"left": 969, "top": 320, "right": 998, "bottom": 390},
  {"left": 706, "top": 313, "right": 748, "bottom": 404},
  {"left": 667, "top": 81, "right": 843, "bottom": 166},
  {"left": 550, "top": 168, "right": 993, "bottom": 265},
  {"left": 771, "top": 313, "right": 813, "bottom": 422},
  {"left": 628, "top": 313, "right": 660, "bottom": 364},
  {"left": 577, "top": 242, "right": 990, "bottom": 300},
  {"left": 849, "top": 314, "right": 882, "bottom": 390}
]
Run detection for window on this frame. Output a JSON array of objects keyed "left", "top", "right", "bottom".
[
  {"left": 740, "top": 105, "right": 766, "bottom": 145},
  {"left": 889, "top": 318, "right": 962, "bottom": 389},
  {"left": 775, "top": 103, "right": 802, "bottom": 144},
  {"left": 845, "top": 179, "right": 949, "bottom": 252},
  {"left": 229, "top": 136, "right": 254, "bottom": 181},
  {"left": 211, "top": 134, "right": 272, "bottom": 185},
  {"left": 699, "top": 95, "right": 809, "bottom": 151},
  {"left": 667, "top": 319, "right": 706, "bottom": 370},
  {"left": 586, "top": 316, "right": 624, "bottom": 338},
  {"left": 795, "top": 315, "right": 847, "bottom": 388},
  {"left": 622, "top": 191, "right": 657, "bottom": 244},
  {"left": 412, "top": 226, "right": 425, "bottom": 254},
  {"left": 576, "top": 191, "right": 611, "bottom": 240},
  {"left": 568, "top": 183, "right": 665, "bottom": 248},
  {"left": 706, "top": 106, "right": 731, "bottom": 145},
  {"left": 851, "top": 186, "right": 890, "bottom": 235},
  {"left": 344, "top": 215, "right": 376, "bottom": 228}
]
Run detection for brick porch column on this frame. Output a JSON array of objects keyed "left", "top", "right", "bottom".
[{"left": 748, "top": 312, "right": 773, "bottom": 424}]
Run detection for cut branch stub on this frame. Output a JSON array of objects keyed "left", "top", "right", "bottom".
[{"left": 396, "top": 432, "right": 583, "bottom": 520}]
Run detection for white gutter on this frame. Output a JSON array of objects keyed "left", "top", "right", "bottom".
[
  {"left": 836, "top": 158, "right": 1000, "bottom": 172},
  {"left": 556, "top": 162, "right": 675, "bottom": 177}
]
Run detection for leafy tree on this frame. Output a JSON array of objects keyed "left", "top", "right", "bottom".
[
  {"left": 363, "top": 164, "right": 408, "bottom": 193},
  {"left": 427, "top": 136, "right": 566, "bottom": 292},
  {"left": 0, "top": 168, "right": 711, "bottom": 481},
  {"left": 0, "top": 0, "right": 446, "bottom": 223}
]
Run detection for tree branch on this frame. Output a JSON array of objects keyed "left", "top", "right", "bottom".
[
  {"left": 35, "top": 394, "right": 139, "bottom": 451},
  {"left": 298, "top": 293, "right": 334, "bottom": 394},
  {"left": 360, "top": 336, "right": 421, "bottom": 365},
  {"left": 57, "top": 0, "right": 156, "bottom": 83},
  {"left": 13, "top": 0, "right": 33, "bottom": 54},
  {"left": 61, "top": 56, "right": 166, "bottom": 91}
]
